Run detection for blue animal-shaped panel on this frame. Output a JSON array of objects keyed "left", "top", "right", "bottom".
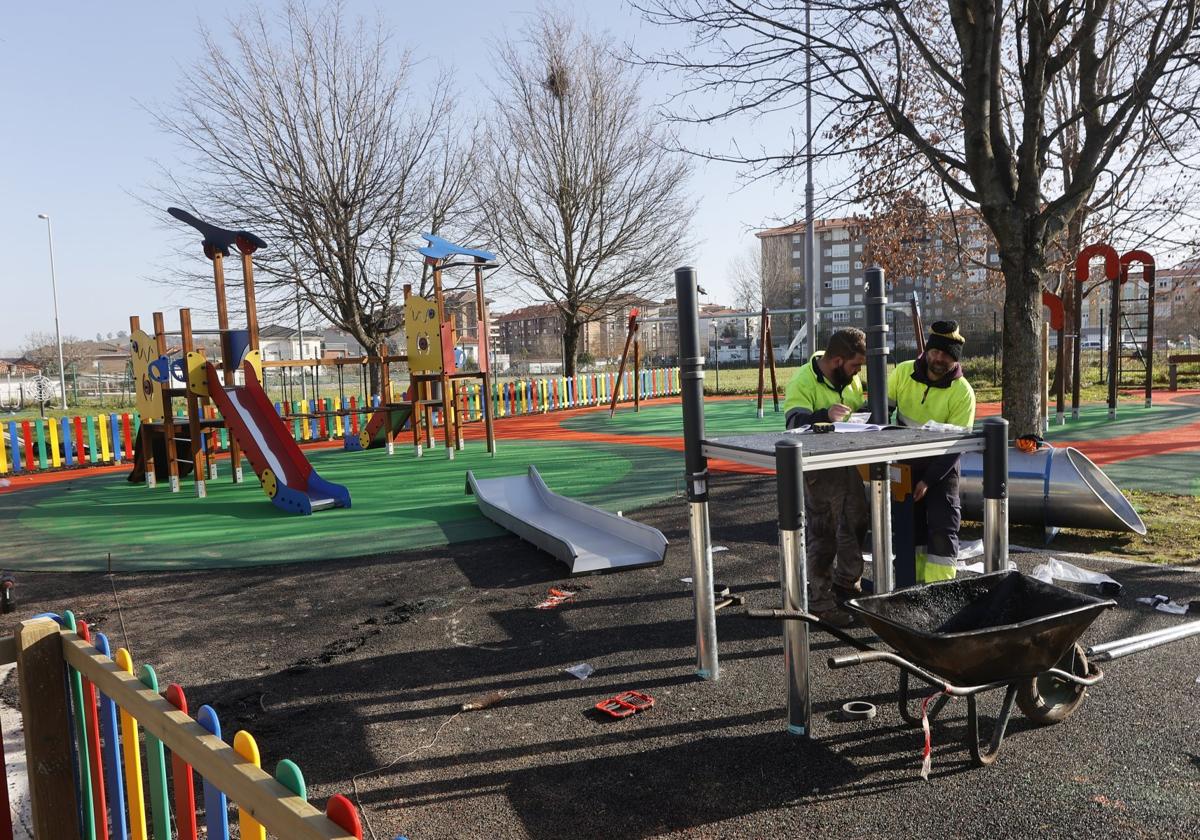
[{"left": 419, "top": 233, "right": 496, "bottom": 263}]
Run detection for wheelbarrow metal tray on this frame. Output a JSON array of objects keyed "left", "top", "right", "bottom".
[{"left": 845, "top": 571, "right": 1116, "bottom": 685}]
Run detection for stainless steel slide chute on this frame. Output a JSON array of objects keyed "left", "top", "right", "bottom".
[
  {"left": 466, "top": 466, "right": 668, "bottom": 574},
  {"left": 961, "top": 446, "right": 1145, "bottom": 535}
]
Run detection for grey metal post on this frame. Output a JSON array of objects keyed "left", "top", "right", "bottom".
[
  {"left": 676, "top": 266, "right": 719, "bottom": 680},
  {"left": 982, "top": 417, "right": 1009, "bottom": 573},
  {"left": 865, "top": 266, "right": 894, "bottom": 592},
  {"left": 776, "top": 439, "right": 810, "bottom": 736}
]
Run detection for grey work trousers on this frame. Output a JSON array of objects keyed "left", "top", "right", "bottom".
[{"left": 804, "top": 466, "right": 868, "bottom": 613}]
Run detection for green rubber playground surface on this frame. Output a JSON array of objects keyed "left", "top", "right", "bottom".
[
  {"left": 1101, "top": 452, "right": 1200, "bottom": 496},
  {"left": 564, "top": 399, "right": 788, "bottom": 437},
  {"left": 0, "top": 440, "right": 681, "bottom": 572},
  {"left": 1041, "top": 401, "right": 1199, "bottom": 442}
]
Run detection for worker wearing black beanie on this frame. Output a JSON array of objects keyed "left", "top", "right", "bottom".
[{"left": 925, "top": 321, "right": 965, "bottom": 361}]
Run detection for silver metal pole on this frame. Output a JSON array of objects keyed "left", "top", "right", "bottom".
[
  {"left": 1087, "top": 619, "right": 1200, "bottom": 659},
  {"left": 776, "top": 439, "right": 810, "bottom": 736},
  {"left": 982, "top": 418, "right": 1010, "bottom": 573},
  {"left": 38, "top": 214, "right": 68, "bottom": 409},
  {"left": 871, "top": 470, "right": 894, "bottom": 593},
  {"left": 688, "top": 501, "right": 719, "bottom": 680},
  {"left": 803, "top": 0, "right": 817, "bottom": 358}
]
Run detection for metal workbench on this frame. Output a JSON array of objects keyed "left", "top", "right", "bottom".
[{"left": 674, "top": 265, "right": 1012, "bottom": 736}]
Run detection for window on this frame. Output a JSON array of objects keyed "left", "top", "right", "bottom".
[
  {"left": 832, "top": 293, "right": 850, "bottom": 307},
  {"left": 831, "top": 260, "right": 850, "bottom": 274},
  {"left": 989, "top": 253, "right": 1000, "bottom": 264},
  {"left": 793, "top": 249, "right": 803, "bottom": 259},
  {"left": 822, "top": 248, "right": 833, "bottom": 257},
  {"left": 831, "top": 228, "right": 850, "bottom": 242},
  {"left": 854, "top": 260, "right": 863, "bottom": 270},
  {"left": 854, "top": 243, "right": 863, "bottom": 253},
  {"left": 792, "top": 234, "right": 802, "bottom": 243},
  {"left": 832, "top": 276, "right": 850, "bottom": 290},
  {"left": 854, "top": 294, "right": 863, "bottom": 303},
  {"left": 832, "top": 310, "right": 850, "bottom": 323},
  {"left": 823, "top": 280, "right": 833, "bottom": 289},
  {"left": 832, "top": 243, "right": 850, "bottom": 258}
]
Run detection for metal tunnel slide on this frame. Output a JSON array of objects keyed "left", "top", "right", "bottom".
[
  {"left": 206, "top": 361, "right": 351, "bottom": 515},
  {"left": 466, "top": 466, "right": 668, "bottom": 575},
  {"left": 960, "top": 445, "right": 1145, "bottom": 535}
]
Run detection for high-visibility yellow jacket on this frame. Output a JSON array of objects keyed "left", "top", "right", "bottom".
[
  {"left": 783, "top": 353, "right": 865, "bottom": 427},
  {"left": 887, "top": 359, "right": 976, "bottom": 429}
]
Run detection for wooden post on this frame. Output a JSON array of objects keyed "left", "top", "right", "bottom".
[
  {"left": 473, "top": 261, "right": 496, "bottom": 455},
  {"left": 633, "top": 329, "right": 641, "bottom": 412},
  {"left": 910, "top": 292, "right": 926, "bottom": 355},
  {"left": 131, "top": 314, "right": 157, "bottom": 487},
  {"left": 432, "top": 264, "right": 455, "bottom": 459},
  {"left": 240, "top": 249, "right": 260, "bottom": 352},
  {"left": 756, "top": 308, "right": 768, "bottom": 419},
  {"left": 17, "top": 618, "right": 84, "bottom": 840},
  {"left": 608, "top": 312, "right": 638, "bottom": 418},
  {"left": 765, "top": 315, "right": 779, "bottom": 412},
  {"left": 1108, "top": 267, "right": 1122, "bottom": 419},
  {"left": 1041, "top": 321, "right": 1050, "bottom": 434},
  {"left": 1056, "top": 329, "right": 1067, "bottom": 425},
  {"left": 180, "top": 309, "right": 207, "bottom": 497},
  {"left": 153, "top": 312, "right": 181, "bottom": 493},
  {"left": 210, "top": 250, "right": 243, "bottom": 482}
]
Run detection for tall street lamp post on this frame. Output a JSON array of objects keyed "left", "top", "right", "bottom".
[{"left": 36, "top": 213, "right": 69, "bottom": 410}]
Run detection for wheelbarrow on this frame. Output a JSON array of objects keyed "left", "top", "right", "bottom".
[{"left": 749, "top": 570, "right": 1200, "bottom": 768}]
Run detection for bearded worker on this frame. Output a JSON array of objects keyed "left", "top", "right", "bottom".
[
  {"left": 887, "top": 320, "right": 977, "bottom": 583},
  {"left": 782, "top": 327, "right": 868, "bottom": 627}
]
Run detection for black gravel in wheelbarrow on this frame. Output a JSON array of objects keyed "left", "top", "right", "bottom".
[{"left": 845, "top": 570, "right": 1115, "bottom": 685}]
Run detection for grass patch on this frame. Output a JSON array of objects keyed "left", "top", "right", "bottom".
[{"left": 964, "top": 491, "right": 1200, "bottom": 566}]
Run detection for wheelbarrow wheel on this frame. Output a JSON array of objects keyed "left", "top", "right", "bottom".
[{"left": 1016, "top": 643, "right": 1090, "bottom": 725}]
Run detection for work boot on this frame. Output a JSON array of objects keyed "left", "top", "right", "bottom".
[
  {"left": 814, "top": 608, "right": 855, "bottom": 629},
  {"left": 833, "top": 582, "right": 862, "bottom": 605}
]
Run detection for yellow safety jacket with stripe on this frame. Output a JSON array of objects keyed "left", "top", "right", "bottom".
[{"left": 782, "top": 353, "right": 865, "bottom": 428}]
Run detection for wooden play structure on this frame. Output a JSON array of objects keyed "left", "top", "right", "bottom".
[
  {"left": 348, "top": 234, "right": 499, "bottom": 459},
  {"left": 9, "top": 611, "right": 365, "bottom": 839},
  {"left": 128, "top": 208, "right": 350, "bottom": 515}
]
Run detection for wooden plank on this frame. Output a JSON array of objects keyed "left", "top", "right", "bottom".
[
  {"left": 61, "top": 635, "right": 355, "bottom": 840},
  {"left": 16, "top": 618, "right": 83, "bottom": 840}
]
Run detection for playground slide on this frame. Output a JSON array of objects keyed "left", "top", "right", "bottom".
[
  {"left": 346, "top": 403, "right": 414, "bottom": 451},
  {"left": 466, "top": 466, "right": 667, "bottom": 575},
  {"left": 206, "top": 361, "right": 351, "bottom": 515}
]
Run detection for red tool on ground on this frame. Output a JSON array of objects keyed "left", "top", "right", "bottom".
[{"left": 595, "top": 691, "right": 656, "bottom": 719}]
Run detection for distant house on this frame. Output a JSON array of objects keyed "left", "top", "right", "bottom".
[{"left": 258, "top": 325, "right": 324, "bottom": 362}]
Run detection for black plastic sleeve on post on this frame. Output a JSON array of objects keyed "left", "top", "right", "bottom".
[
  {"left": 983, "top": 417, "right": 1009, "bottom": 499},
  {"left": 676, "top": 266, "right": 708, "bottom": 501},
  {"left": 864, "top": 266, "right": 890, "bottom": 425},
  {"left": 775, "top": 440, "right": 805, "bottom": 531}
]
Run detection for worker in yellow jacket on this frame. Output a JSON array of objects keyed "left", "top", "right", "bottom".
[
  {"left": 888, "top": 321, "right": 977, "bottom": 583},
  {"left": 783, "top": 328, "right": 868, "bottom": 627}
]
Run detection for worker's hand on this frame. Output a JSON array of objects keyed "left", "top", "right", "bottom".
[
  {"left": 828, "top": 403, "right": 852, "bottom": 422},
  {"left": 913, "top": 481, "right": 928, "bottom": 502}
]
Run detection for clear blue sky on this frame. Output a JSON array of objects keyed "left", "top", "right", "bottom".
[{"left": 0, "top": 1, "right": 813, "bottom": 355}]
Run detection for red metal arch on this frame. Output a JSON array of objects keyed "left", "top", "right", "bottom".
[
  {"left": 1075, "top": 243, "right": 1120, "bottom": 282},
  {"left": 1120, "top": 249, "right": 1155, "bottom": 285},
  {"left": 1042, "top": 290, "right": 1064, "bottom": 332}
]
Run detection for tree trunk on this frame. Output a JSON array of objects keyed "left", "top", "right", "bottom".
[
  {"left": 563, "top": 318, "right": 580, "bottom": 377},
  {"left": 1000, "top": 263, "right": 1046, "bottom": 436}
]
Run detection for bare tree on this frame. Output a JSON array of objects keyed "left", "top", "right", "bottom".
[
  {"left": 728, "top": 242, "right": 764, "bottom": 311},
  {"left": 21, "top": 333, "right": 90, "bottom": 375},
  {"left": 481, "top": 11, "right": 693, "bottom": 376},
  {"left": 149, "top": 1, "right": 477, "bottom": 389},
  {"left": 638, "top": 0, "right": 1200, "bottom": 434}
]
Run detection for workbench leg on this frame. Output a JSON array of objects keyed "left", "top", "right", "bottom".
[
  {"left": 776, "top": 440, "right": 810, "bottom": 736},
  {"left": 689, "top": 500, "right": 719, "bottom": 680},
  {"left": 983, "top": 418, "right": 1010, "bottom": 573},
  {"left": 870, "top": 461, "right": 894, "bottom": 594}
]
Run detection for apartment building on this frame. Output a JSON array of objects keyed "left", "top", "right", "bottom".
[{"left": 758, "top": 216, "right": 1001, "bottom": 357}]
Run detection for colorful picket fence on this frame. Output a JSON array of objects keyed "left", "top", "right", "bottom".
[
  {"left": 8, "top": 613, "right": 365, "bottom": 839},
  {"left": 0, "top": 367, "right": 681, "bottom": 477}
]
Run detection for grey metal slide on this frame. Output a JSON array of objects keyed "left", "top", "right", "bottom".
[{"left": 466, "top": 466, "right": 668, "bottom": 575}]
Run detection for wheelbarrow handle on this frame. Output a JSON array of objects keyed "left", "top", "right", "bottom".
[
  {"left": 745, "top": 607, "right": 875, "bottom": 652},
  {"left": 829, "top": 650, "right": 1008, "bottom": 696}
]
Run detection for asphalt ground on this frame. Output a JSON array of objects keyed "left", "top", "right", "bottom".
[{"left": 3, "top": 472, "right": 1198, "bottom": 839}]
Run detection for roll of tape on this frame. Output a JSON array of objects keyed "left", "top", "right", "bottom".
[{"left": 841, "top": 700, "right": 877, "bottom": 721}]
